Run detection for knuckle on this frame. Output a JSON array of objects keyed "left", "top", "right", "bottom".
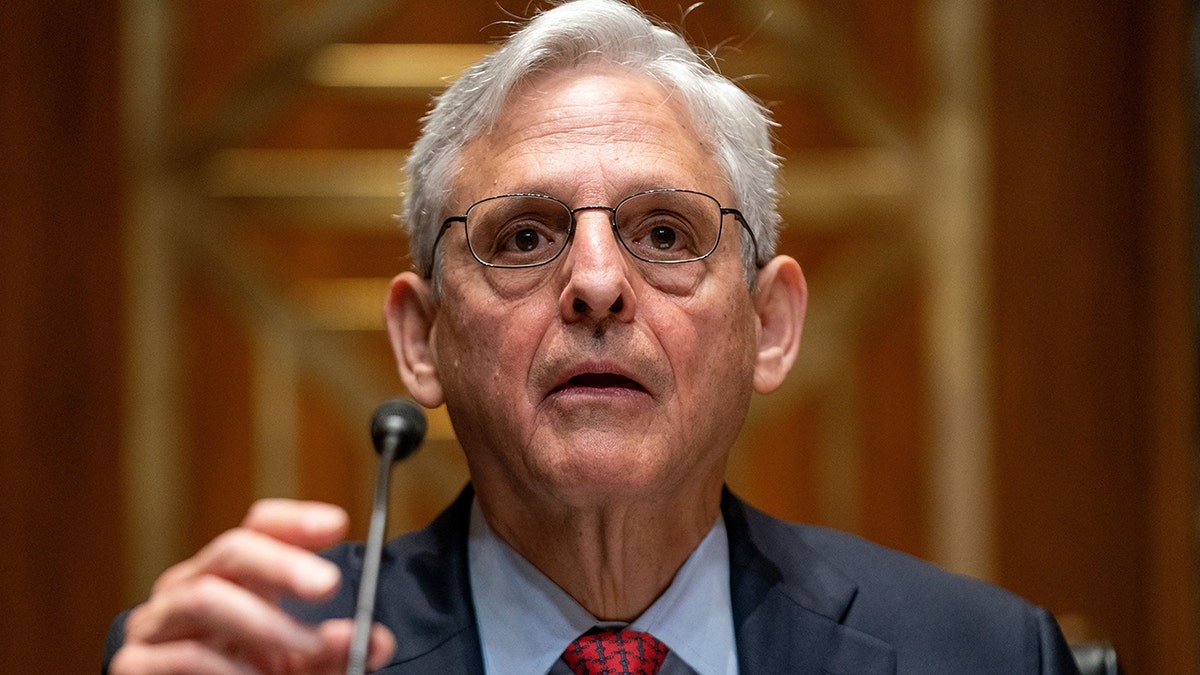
[
  {"left": 152, "top": 558, "right": 196, "bottom": 594},
  {"left": 243, "top": 498, "right": 276, "bottom": 524},
  {"left": 111, "top": 641, "right": 226, "bottom": 675},
  {"left": 187, "top": 574, "right": 230, "bottom": 605},
  {"left": 106, "top": 644, "right": 139, "bottom": 674},
  {"left": 244, "top": 497, "right": 294, "bottom": 527},
  {"left": 173, "top": 574, "right": 233, "bottom": 621},
  {"left": 207, "top": 527, "right": 255, "bottom": 560},
  {"left": 150, "top": 527, "right": 261, "bottom": 596},
  {"left": 203, "top": 527, "right": 274, "bottom": 579},
  {"left": 122, "top": 603, "right": 152, "bottom": 639}
]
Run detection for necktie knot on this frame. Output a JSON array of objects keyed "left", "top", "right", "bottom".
[{"left": 561, "top": 629, "right": 668, "bottom": 675}]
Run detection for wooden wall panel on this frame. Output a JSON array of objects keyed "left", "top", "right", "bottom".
[
  {"left": 298, "top": 376, "right": 372, "bottom": 539},
  {"left": 0, "top": 1, "right": 126, "bottom": 672},
  {"left": 178, "top": 272, "right": 258, "bottom": 552},
  {"left": 990, "top": 0, "right": 1198, "bottom": 671},
  {"left": 858, "top": 287, "right": 929, "bottom": 559},
  {"left": 3, "top": 1, "right": 1195, "bottom": 672},
  {"left": 1142, "top": 1, "right": 1200, "bottom": 672}
]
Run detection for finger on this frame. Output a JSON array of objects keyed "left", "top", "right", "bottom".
[
  {"left": 154, "top": 527, "right": 342, "bottom": 602},
  {"left": 126, "top": 575, "right": 326, "bottom": 661},
  {"left": 242, "top": 499, "right": 349, "bottom": 550},
  {"left": 152, "top": 498, "right": 347, "bottom": 599},
  {"left": 368, "top": 623, "right": 398, "bottom": 673},
  {"left": 335, "top": 620, "right": 396, "bottom": 673},
  {"left": 296, "top": 620, "right": 397, "bottom": 673},
  {"left": 108, "top": 640, "right": 258, "bottom": 675}
]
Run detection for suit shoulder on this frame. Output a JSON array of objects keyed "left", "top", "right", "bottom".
[
  {"left": 733, "top": 498, "right": 1027, "bottom": 613},
  {"left": 757, "top": 511, "right": 1034, "bottom": 623},
  {"left": 798, "top": 523, "right": 1025, "bottom": 610},
  {"left": 726, "top": 496, "right": 1078, "bottom": 673}
]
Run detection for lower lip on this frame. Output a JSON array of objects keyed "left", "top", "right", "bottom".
[{"left": 547, "top": 383, "right": 648, "bottom": 402}]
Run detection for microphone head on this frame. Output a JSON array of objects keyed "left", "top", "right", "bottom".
[{"left": 370, "top": 398, "right": 427, "bottom": 462}]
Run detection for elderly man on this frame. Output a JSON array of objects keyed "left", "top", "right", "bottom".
[{"left": 105, "top": 1, "right": 1081, "bottom": 673}]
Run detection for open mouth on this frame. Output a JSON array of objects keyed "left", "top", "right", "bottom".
[{"left": 552, "top": 372, "right": 646, "bottom": 394}]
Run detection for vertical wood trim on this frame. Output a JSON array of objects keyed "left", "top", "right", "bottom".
[
  {"left": 919, "top": 0, "right": 996, "bottom": 580},
  {"left": 0, "top": 1, "right": 126, "bottom": 670},
  {"left": 119, "top": 0, "right": 186, "bottom": 599},
  {"left": 1143, "top": 1, "right": 1199, "bottom": 670},
  {"left": 252, "top": 323, "right": 301, "bottom": 499},
  {"left": 987, "top": 1, "right": 1192, "bottom": 670}
]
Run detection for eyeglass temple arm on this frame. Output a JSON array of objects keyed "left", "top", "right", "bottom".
[{"left": 723, "top": 208, "right": 764, "bottom": 269}]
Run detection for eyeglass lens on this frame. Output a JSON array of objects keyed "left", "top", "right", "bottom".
[{"left": 463, "top": 191, "right": 722, "bottom": 268}]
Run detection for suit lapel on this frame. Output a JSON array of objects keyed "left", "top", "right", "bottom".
[
  {"left": 724, "top": 490, "right": 896, "bottom": 675},
  {"left": 373, "top": 486, "right": 895, "bottom": 674},
  {"left": 373, "top": 486, "right": 486, "bottom": 674}
]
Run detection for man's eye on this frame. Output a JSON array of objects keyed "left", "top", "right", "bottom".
[
  {"left": 648, "top": 225, "right": 678, "bottom": 250},
  {"left": 512, "top": 228, "right": 542, "bottom": 252}
]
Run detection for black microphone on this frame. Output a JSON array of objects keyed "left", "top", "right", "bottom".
[
  {"left": 347, "top": 398, "right": 426, "bottom": 675},
  {"left": 370, "top": 398, "right": 426, "bottom": 464}
]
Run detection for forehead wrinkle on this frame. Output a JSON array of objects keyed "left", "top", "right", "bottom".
[
  {"left": 498, "top": 69, "right": 699, "bottom": 151},
  {"left": 455, "top": 68, "right": 728, "bottom": 207},
  {"left": 500, "top": 101, "right": 684, "bottom": 157},
  {"left": 489, "top": 121, "right": 706, "bottom": 204}
]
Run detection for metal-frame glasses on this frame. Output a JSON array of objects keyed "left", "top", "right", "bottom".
[{"left": 428, "top": 188, "right": 760, "bottom": 276}]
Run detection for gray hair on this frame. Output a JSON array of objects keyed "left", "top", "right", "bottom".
[{"left": 402, "top": 0, "right": 781, "bottom": 283}]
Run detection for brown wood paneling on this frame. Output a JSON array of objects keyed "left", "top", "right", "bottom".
[
  {"left": 179, "top": 272, "right": 258, "bottom": 552},
  {"left": 177, "top": 0, "right": 268, "bottom": 130},
  {"left": 1140, "top": 0, "right": 1199, "bottom": 670},
  {"left": 859, "top": 286, "right": 929, "bottom": 559},
  {"left": 0, "top": 1, "right": 126, "bottom": 672},
  {"left": 990, "top": 0, "right": 1197, "bottom": 671},
  {"left": 298, "top": 377, "right": 371, "bottom": 539},
  {"left": 9, "top": 0, "right": 1184, "bottom": 671},
  {"left": 992, "top": 0, "right": 1145, "bottom": 657},
  {"left": 731, "top": 398, "right": 825, "bottom": 525}
]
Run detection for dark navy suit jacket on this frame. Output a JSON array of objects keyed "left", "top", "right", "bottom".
[{"left": 104, "top": 486, "right": 1080, "bottom": 674}]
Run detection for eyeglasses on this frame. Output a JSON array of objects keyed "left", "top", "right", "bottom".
[{"left": 429, "top": 189, "right": 759, "bottom": 275}]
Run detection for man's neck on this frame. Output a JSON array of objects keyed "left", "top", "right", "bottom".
[{"left": 475, "top": 484, "right": 723, "bottom": 621}]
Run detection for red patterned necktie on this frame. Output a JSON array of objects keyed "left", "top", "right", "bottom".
[{"left": 561, "top": 629, "right": 668, "bottom": 675}]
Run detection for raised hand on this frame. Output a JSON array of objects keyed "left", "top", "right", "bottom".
[{"left": 109, "top": 499, "right": 395, "bottom": 674}]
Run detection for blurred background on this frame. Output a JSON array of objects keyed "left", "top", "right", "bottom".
[{"left": 2, "top": 0, "right": 1196, "bottom": 672}]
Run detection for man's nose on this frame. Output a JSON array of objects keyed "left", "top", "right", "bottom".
[{"left": 558, "top": 211, "right": 637, "bottom": 323}]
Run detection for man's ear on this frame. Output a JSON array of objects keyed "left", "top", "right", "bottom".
[
  {"left": 385, "top": 272, "right": 444, "bottom": 408},
  {"left": 752, "top": 255, "right": 807, "bottom": 394}
]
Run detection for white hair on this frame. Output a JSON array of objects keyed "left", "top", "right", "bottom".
[{"left": 402, "top": 0, "right": 781, "bottom": 283}]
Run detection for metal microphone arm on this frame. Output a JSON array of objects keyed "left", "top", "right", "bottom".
[{"left": 347, "top": 400, "right": 426, "bottom": 675}]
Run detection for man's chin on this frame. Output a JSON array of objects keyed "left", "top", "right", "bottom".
[
  {"left": 539, "top": 478, "right": 675, "bottom": 510},
  {"left": 528, "top": 440, "right": 680, "bottom": 498}
]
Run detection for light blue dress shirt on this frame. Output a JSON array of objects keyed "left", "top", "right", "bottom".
[{"left": 467, "top": 499, "right": 739, "bottom": 675}]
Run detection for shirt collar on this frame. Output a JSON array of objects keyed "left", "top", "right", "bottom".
[{"left": 467, "top": 497, "right": 737, "bottom": 675}]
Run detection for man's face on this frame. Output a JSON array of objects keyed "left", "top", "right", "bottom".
[{"left": 426, "top": 66, "right": 762, "bottom": 510}]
